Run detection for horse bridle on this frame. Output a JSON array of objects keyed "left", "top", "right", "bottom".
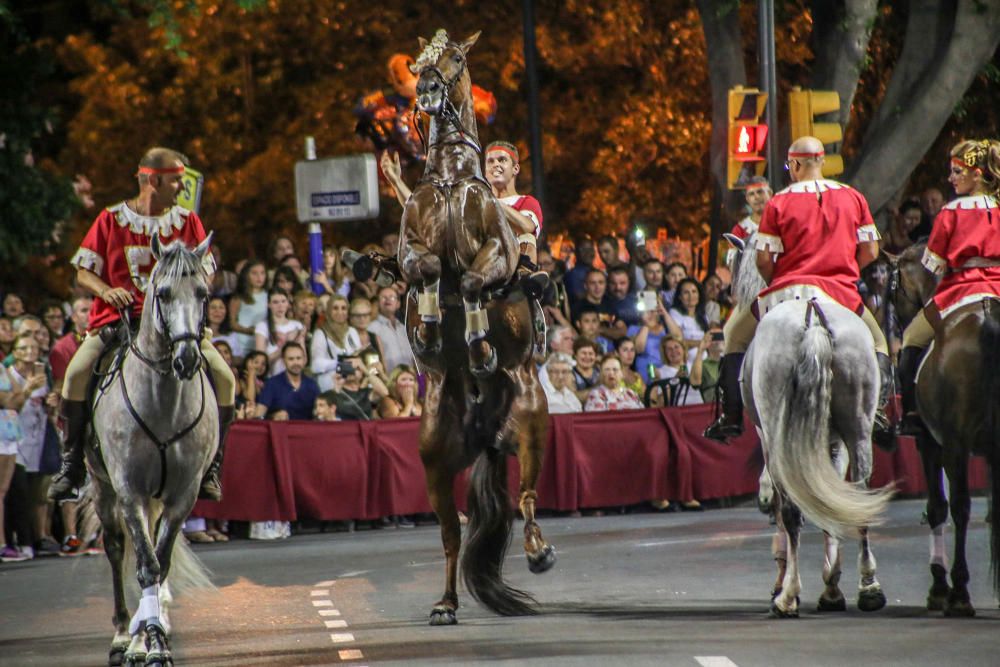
[
  {"left": 126, "top": 286, "right": 208, "bottom": 376},
  {"left": 415, "top": 50, "right": 483, "bottom": 155}
]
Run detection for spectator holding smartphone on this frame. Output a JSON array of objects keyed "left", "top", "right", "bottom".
[
  {"left": 331, "top": 354, "right": 388, "bottom": 421},
  {"left": 311, "top": 295, "right": 361, "bottom": 391}
]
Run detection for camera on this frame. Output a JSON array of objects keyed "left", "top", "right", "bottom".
[
  {"left": 711, "top": 331, "right": 725, "bottom": 342},
  {"left": 336, "top": 359, "right": 357, "bottom": 378}
]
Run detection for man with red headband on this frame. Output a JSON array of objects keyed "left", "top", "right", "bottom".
[
  {"left": 49, "top": 147, "right": 236, "bottom": 502},
  {"left": 731, "top": 175, "right": 772, "bottom": 239},
  {"left": 705, "top": 136, "right": 894, "bottom": 446}
]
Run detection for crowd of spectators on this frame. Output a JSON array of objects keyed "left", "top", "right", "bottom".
[{"left": 0, "top": 184, "right": 944, "bottom": 557}]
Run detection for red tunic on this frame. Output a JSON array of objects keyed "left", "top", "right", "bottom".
[
  {"left": 922, "top": 194, "right": 1000, "bottom": 317},
  {"left": 70, "top": 203, "right": 212, "bottom": 331},
  {"left": 730, "top": 216, "right": 757, "bottom": 240},
  {"left": 48, "top": 331, "right": 83, "bottom": 383},
  {"left": 501, "top": 194, "right": 543, "bottom": 237},
  {"left": 754, "top": 179, "right": 879, "bottom": 315}
]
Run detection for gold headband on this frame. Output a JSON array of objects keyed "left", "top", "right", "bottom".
[{"left": 961, "top": 140, "right": 990, "bottom": 171}]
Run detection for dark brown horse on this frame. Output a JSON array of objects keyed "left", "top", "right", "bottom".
[
  {"left": 396, "top": 29, "right": 555, "bottom": 626},
  {"left": 889, "top": 242, "right": 1000, "bottom": 616}
]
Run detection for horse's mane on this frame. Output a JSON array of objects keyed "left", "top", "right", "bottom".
[
  {"left": 149, "top": 239, "right": 207, "bottom": 288},
  {"left": 733, "top": 233, "right": 767, "bottom": 306}
]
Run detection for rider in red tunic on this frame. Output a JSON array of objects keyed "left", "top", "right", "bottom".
[
  {"left": 898, "top": 138, "right": 1000, "bottom": 432},
  {"left": 730, "top": 176, "right": 772, "bottom": 241},
  {"left": 49, "top": 147, "right": 236, "bottom": 502},
  {"left": 705, "top": 137, "right": 894, "bottom": 445}
]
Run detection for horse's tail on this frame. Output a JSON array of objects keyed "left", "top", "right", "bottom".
[
  {"left": 766, "top": 304, "right": 891, "bottom": 536},
  {"left": 461, "top": 447, "right": 536, "bottom": 615},
  {"left": 123, "top": 500, "right": 215, "bottom": 598},
  {"left": 978, "top": 301, "right": 1000, "bottom": 596}
]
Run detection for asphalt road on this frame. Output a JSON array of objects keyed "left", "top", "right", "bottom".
[{"left": 2, "top": 498, "right": 998, "bottom": 667}]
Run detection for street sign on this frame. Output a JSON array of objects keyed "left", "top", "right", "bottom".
[
  {"left": 295, "top": 154, "right": 380, "bottom": 223},
  {"left": 177, "top": 167, "right": 203, "bottom": 214}
]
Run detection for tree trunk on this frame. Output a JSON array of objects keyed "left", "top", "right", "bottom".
[
  {"left": 696, "top": 0, "right": 747, "bottom": 271},
  {"left": 848, "top": 0, "right": 1000, "bottom": 214},
  {"left": 810, "top": 0, "right": 879, "bottom": 128},
  {"left": 860, "top": 0, "right": 956, "bottom": 149}
]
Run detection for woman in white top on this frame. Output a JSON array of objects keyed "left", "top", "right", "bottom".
[
  {"left": 255, "top": 288, "right": 305, "bottom": 377},
  {"left": 667, "top": 277, "right": 717, "bottom": 366},
  {"left": 228, "top": 259, "right": 268, "bottom": 358},
  {"left": 311, "top": 295, "right": 361, "bottom": 391}
]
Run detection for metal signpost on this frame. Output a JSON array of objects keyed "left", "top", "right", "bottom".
[{"left": 295, "top": 143, "right": 380, "bottom": 294}]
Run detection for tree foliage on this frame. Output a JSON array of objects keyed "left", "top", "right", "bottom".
[
  {"left": 0, "top": 8, "right": 80, "bottom": 268},
  {"left": 7, "top": 0, "right": 999, "bottom": 296}
]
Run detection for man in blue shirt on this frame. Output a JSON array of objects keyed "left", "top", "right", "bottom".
[{"left": 255, "top": 342, "right": 319, "bottom": 420}]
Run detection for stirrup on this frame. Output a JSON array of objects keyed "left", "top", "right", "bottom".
[{"left": 703, "top": 415, "right": 743, "bottom": 442}]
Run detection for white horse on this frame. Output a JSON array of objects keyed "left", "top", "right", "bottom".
[
  {"left": 728, "top": 233, "right": 893, "bottom": 618},
  {"left": 88, "top": 236, "right": 216, "bottom": 666}
]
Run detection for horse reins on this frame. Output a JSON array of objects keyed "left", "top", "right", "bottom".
[
  {"left": 414, "top": 50, "right": 483, "bottom": 158},
  {"left": 115, "top": 300, "right": 210, "bottom": 499}
]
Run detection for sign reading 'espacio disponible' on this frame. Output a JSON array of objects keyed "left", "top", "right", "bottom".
[{"left": 295, "top": 154, "right": 380, "bottom": 223}]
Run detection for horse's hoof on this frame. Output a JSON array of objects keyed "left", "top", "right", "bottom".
[
  {"left": 109, "top": 645, "right": 128, "bottom": 667},
  {"left": 527, "top": 544, "right": 557, "bottom": 574},
  {"left": 817, "top": 594, "right": 847, "bottom": 612},
  {"left": 769, "top": 602, "right": 799, "bottom": 619},
  {"left": 429, "top": 605, "right": 457, "bottom": 626},
  {"left": 927, "top": 595, "right": 947, "bottom": 611},
  {"left": 857, "top": 588, "right": 887, "bottom": 612},
  {"left": 927, "top": 583, "right": 950, "bottom": 611},
  {"left": 770, "top": 586, "right": 782, "bottom": 601},
  {"left": 470, "top": 346, "right": 497, "bottom": 378},
  {"left": 944, "top": 598, "right": 976, "bottom": 617}
]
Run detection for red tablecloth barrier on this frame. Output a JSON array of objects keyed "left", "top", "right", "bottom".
[{"left": 194, "top": 407, "right": 989, "bottom": 521}]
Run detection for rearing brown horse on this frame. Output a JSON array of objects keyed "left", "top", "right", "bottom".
[
  {"left": 397, "top": 29, "right": 556, "bottom": 626},
  {"left": 889, "top": 243, "right": 1000, "bottom": 616}
]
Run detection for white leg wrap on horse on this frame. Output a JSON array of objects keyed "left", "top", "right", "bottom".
[
  {"left": 465, "top": 302, "right": 489, "bottom": 340},
  {"left": 129, "top": 584, "right": 162, "bottom": 634},
  {"left": 418, "top": 282, "right": 440, "bottom": 322},
  {"left": 930, "top": 524, "right": 948, "bottom": 568}
]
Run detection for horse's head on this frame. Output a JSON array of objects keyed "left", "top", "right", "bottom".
[
  {"left": 412, "top": 29, "right": 480, "bottom": 116},
  {"left": 147, "top": 234, "right": 213, "bottom": 380},
  {"left": 723, "top": 232, "right": 767, "bottom": 307},
  {"left": 888, "top": 241, "right": 939, "bottom": 328}
]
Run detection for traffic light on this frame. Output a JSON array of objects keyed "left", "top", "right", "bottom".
[
  {"left": 727, "top": 86, "right": 769, "bottom": 189},
  {"left": 787, "top": 87, "right": 844, "bottom": 177}
]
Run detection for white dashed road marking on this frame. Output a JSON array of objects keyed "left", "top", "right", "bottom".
[
  {"left": 312, "top": 581, "right": 364, "bottom": 661},
  {"left": 695, "top": 657, "right": 740, "bottom": 667}
]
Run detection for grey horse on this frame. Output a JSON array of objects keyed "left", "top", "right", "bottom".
[
  {"left": 88, "top": 236, "right": 216, "bottom": 666},
  {"left": 728, "top": 233, "right": 893, "bottom": 618}
]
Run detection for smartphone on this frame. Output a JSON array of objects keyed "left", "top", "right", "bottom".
[
  {"left": 637, "top": 290, "right": 658, "bottom": 312},
  {"left": 711, "top": 331, "right": 725, "bottom": 342}
]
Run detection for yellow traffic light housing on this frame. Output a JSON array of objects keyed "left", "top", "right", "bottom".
[
  {"left": 727, "top": 86, "right": 769, "bottom": 189},
  {"left": 787, "top": 87, "right": 844, "bottom": 177}
]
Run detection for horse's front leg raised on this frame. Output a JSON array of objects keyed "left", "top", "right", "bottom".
[
  {"left": 516, "top": 408, "right": 556, "bottom": 575},
  {"left": 462, "top": 238, "right": 511, "bottom": 377},
  {"left": 401, "top": 246, "right": 443, "bottom": 356}
]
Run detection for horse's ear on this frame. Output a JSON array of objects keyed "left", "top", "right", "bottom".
[
  {"left": 458, "top": 31, "right": 481, "bottom": 54},
  {"left": 193, "top": 232, "right": 213, "bottom": 261},
  {"left": 882, "top": 249, "right": 899, "bottom": 266},
  {"left": 722, "top": 233, "right": 745, "bottom": 251},
  {"left": 150, "top": 234, "right": 162, "bottom": 260},
  {"left": 418, "top": 36, "right": 428, "bottom": 51}
]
